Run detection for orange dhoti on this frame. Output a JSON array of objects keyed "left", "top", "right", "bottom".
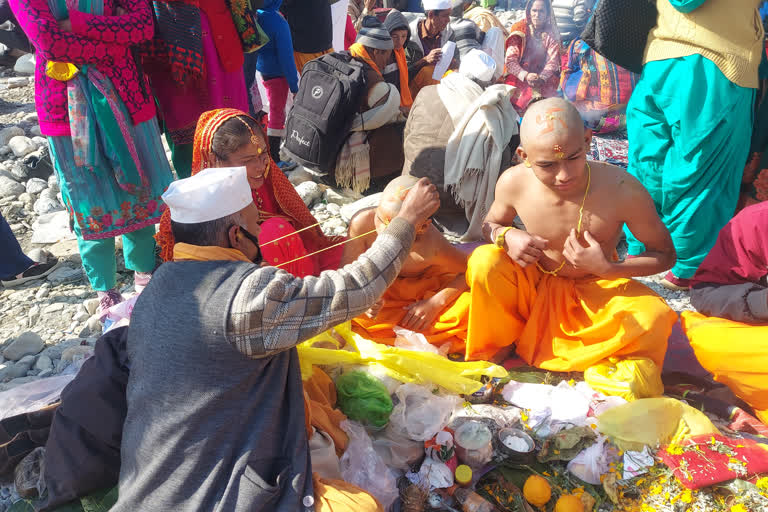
[
  {"left": 681, "top": 311, "right": 768, "bottom": 424},
  {"left": 465, "top": 245, "right": 677, "bottom": 370},
  {"left": 352, "top": 269, "right": 470, "bottom": 353}
]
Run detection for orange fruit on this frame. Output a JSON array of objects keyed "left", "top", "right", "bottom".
[
  {"left": 555, "top": 494, "right": 585, "bottom": 512},
  {"left": 523, "top": 475, "right": 552, "bottom": 507}
]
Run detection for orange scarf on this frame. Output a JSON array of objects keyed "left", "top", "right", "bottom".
[
  {"left": 155, "top": 108, "right": 341, "bottom": 262},
  {"left": 172, "top": 243, "right": 252, "bottom": 262},
  {"left": 348, "top": 42, "right": 413, "bottom": 108}
]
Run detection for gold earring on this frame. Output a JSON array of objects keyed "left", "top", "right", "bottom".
[{"left": 524, "top": 160, "right": 532, "bottom": 168}]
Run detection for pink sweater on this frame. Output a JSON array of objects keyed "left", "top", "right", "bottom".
[{"left": 9, "top": 0, "right": 156, "bottom": 136}]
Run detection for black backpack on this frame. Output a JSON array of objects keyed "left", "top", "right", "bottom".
[{"left": 283, "top": 52, "right": 368, "bottom": 173}]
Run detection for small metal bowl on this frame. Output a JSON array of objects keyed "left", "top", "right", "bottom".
[{"left": 498, "top": 427, "right": 535, "bottom": 464}]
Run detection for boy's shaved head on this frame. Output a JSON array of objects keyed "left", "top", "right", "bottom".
[
  {"left": 519, "top": 98, "right": 585, "bottom": 151},
  {"left": 377, "top": 175, "right": 420, "bottom": 221}
]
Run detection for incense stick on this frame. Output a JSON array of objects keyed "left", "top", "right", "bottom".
[
  {"left": 275, "top": 227, "right": 378, "bottom": 268},
  {"left": 259, "top": 222, "right": 321, "bottom": 247}
]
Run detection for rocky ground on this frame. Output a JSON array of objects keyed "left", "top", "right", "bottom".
[{"left": 0, "top": 51, "right": 693, "bottom": 509}]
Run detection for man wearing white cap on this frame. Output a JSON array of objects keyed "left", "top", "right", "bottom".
[
  {"left": 112, "top": 166, "right": 440, "bottom": 511},
  {"left": 403, "top": 49, "right": 519, "bottom": 241}
]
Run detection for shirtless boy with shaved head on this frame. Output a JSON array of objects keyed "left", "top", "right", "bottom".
[
  {"left": 342, "top": 176, "right": 470, "bottom": 352},
  {"left": 465, "top": 98, "right": 678, "bottom": 370}
]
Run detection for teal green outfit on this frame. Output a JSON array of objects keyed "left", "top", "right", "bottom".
[{"left": 624, "top": 55, "right": 755, "bottom": 279}]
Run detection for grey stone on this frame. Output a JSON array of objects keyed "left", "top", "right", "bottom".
[
  {"left": 326, "top": 203, "right": 341, "bottom": 216},
  {"left": 286, "top": 168, "right": 314, "bottom": 186},
  {"left": 0, "top": 175, "right": 24, "bottom": 198},
  {"left": 33, "top": 196, "right": 63, "bottom": 215},
  {"left": 23, "top": 112, "right": 38, "bottom": 124},
  {"left": 37, "top": 369, "right": 53, "bottom": 378},
  {"left": 25, "top": 177, "right": 47, "bottom": 194},
  {"left": 72, "top": 311, "right": 89, "bottom": 323},
  {"left": 47, "top": 266, "right": 82, "bottom": 284},
  {"left": 27, "top": 305, "right": 40, "bottom": 321},
  {"left": 26, "top": 248, "right": 50, "bottom": 263},
  {"left": 83, "top": 298, "right": 99, "bottom": 316},
  {"left": 34, "top": 354, "right": 52, "bottom": 371},
  {"left": 35, "top": 286, "right": 49, "bottom": 300},
  {"left": 42, "top": 303, "right": 64, "bottom": 314},
  {"left": 325, "top": 188, "right": 359, "bottom": 206},
  {"left": 295, "top": 181, "right": 323, "bottom": 207},
  {"left": 0, "top": 358, "right": 34, "bottom": 381},
  {"left": 0, "top": 126, "right": 24, "bottom": 146},
  {"left": 62, "top": 345, "right": 92, "bottom": 362},
  {"left": 47, "top": 174, "right": 59, "bottom": 193},
  {"left": 29, "top": 125, "right": 42, "bottom": 137},
  {"left": 31, "top": 136, "right": 47, "bottom": 148},
  {"left": 9, "top": 161, "right": 28, "bottom": 181},
  {"left": 8, "top": 136, "right": 36, "bottom": 158},
  {"left": 0, "top": 145, "right": 10, "bottom": 156},
  {"left": 13, "top": 54, "right": 35, "bottom": 75},
  {"left": 17, "top": 192, "right": 32, "bottom": 204},
  {"left": 2, "top": 332, "right": 44, "bottom": 361}
]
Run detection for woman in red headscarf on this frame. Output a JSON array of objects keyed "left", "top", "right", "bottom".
[{"left": 157, "top": 108, "right": 344, "bottom": 276}]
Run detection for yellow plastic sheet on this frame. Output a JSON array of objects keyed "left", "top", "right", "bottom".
[
  {"left": 45, "top": 62, "right": 79, "bottom": 81},
  {"left": 297, "top": 322, "right": 507, "bottom": 395},
  {"left": 584, "top": 357, "right": 664, "bottom": 401},
  {"left": 597, "top": 397, "right": 719, "bottom": 452}
]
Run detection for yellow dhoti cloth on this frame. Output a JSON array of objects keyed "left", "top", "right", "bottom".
[
  {"left": 295, "top": 49, "right": 333, "bottom": 74},
  {"left": 681, "top": 311, "right": 768, "bottom": 424},
  {"left": 465, "top": 245, "right": 677, "bottom": 370},
  {"left": 352, "top": 268, "right": 469, "bottom": 353}
]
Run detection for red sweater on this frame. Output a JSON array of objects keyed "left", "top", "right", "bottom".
[{"left": 9, "top": 0, "right": 156, "bottom": 136}]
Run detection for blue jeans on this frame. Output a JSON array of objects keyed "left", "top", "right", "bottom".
[{"left": 0, "top": 212, "right": 33, "bottom": 279}]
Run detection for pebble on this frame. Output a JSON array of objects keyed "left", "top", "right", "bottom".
[
  {"left": 295, "top": 181, "right": 323, "bottom": 206},
  {"left": 47, "top": 173, "right": 59, "bottom": 193},
  {"left": 42, "top": 303, "right": 64, "bottom": 314},
  {"left": 2, "top": 331, "right": 44, "bottom": 361},
  {"left": 25, "top": 177, "right": 47, "bottom": 194},
  {"left": 72, "top": 311, "right": 89, "bottom": 323},
  {"left": 0, "top": 357, "right": 33, "bottom": 381},
  {"left": 8, "top": 135, "right": 35, "bottom": 157},
  {"left": 0, "top": 175, "right": 24, "bottom": 198},
  {"left": 83, "top": 298, "right": 99, "bottom": 316},
  {"left": 61, "top": 345, "right": 92, "bottom": 362},
  {"left": 9, "top": 160, "right": 28, "bottom": 181},
  {"left": 34, "top": 354, "right": 52, "bottom": 371},
  {"left": 0, "top": 125, "right": 24, "bottom": 146},
  {"left": 35, "top": 285, "right": 50, "bottom": 300}
]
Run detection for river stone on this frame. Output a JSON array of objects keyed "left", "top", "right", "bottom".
[
  {"left": 25, "top": 177, "right": 47, "bottom": 195},
  {"left": 9, "top": 136, "right": 36, "bottom": 158},
  {"left": 0, "top": 126, "right": 24, "bottom": 146},
  {"left": 2, "top": 331, "right": 44, "bottom": 361},
  {"left": 0, "top": 175, "right": 24, "bottom": 198}
]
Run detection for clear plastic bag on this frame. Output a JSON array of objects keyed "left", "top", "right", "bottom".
[
  {"left": 567, "top": 435, "right": 619, "bottom": 485},
  {"left": 387, "top": 383, "right": 461, "bottom": 442},
  {"left": 0, "top": 374, "right": 76, "bottom": 421},
  {"left": 393, "top": 326, "right": 450, "bottom": 357},
  {"left": 339, "top": 420, "right": 399, "bottom": 509},
  {"left": 372, "top": 429, "right": 425, "bottom": 471}
]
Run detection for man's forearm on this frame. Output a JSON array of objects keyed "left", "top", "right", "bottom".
[{"left": 228, "top": 218, "right": 416, "bottom": 358}]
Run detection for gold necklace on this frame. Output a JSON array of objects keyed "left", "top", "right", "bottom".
[{"left": 536, "top": 162, "right": 591, "bottom": 276}]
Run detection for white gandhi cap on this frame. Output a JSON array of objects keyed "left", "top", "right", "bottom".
[
  {"left": 423, "top": 0, "right": 454, "bottom": 10},
  {"left": 162, "top": 167, "right": 253, "bottom": 224},
  {"left": 459, "top": 49, "right": 497, "bottom": 82}
]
